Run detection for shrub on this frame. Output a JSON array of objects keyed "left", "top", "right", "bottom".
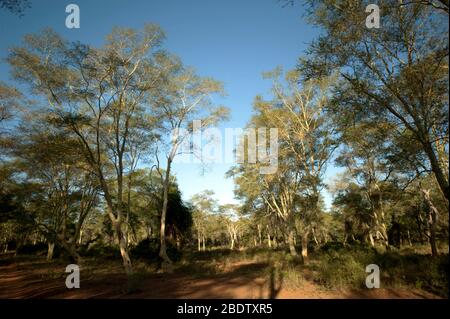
[
  {"left": 16, "top": 242, "right": 49, "bottom": 255},
  {"left": 315, "top": 251, "right": 368, "bottom": 289},
  {"left": 131, "top": 238, "right": 182, "bottom": 263},
  {"left": 320, "top": 241, "right": 345, "bottom": 253},
  {"left": 81, "top": 243, "right": 120, "bottom": 259}
]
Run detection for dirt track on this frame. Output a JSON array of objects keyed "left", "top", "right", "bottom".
[{"left": 0, "top": 258, "right": 440, "bottom": 299}]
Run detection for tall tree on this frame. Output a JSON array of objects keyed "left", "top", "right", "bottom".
[
  {"left": 153, "top": 63, "right": 229, "bottom": 270},
  {"left": 8, "top": 25, "right": 165, "bottom": 274},
  {"left": 300, "top": 0, "right": 449, "bottom": 201}
]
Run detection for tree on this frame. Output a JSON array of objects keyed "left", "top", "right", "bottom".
[
  {"left": 229, "top": 68, "right": 335, "bottom": 260},
  {"left": 0, "top": 0, "right": 31, "bottom": 16},
  {"left": 12, "top": 117, "right": 98, "bottom": 261},
  {"left": 191, "top": 190, "right": 219, "bottom": 251},
  {"left": 153, "top": 63, "right": 229, "bottom": 270},
  {"left": 219, "top": 204, "right": 240, "bottom": 250},
  {"left": 8, "top": 25, "right": 165, "bottom": 274},
  {"left": 300, "top": 0, "right": 449, "bottom": 201}
]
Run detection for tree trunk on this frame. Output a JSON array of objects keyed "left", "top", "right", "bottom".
[
  {"left": 257, "top": 225, "right": 262, "bottom": 246},
  {"left": 146, "top": 225, "right": 152, "bottom": 239},
  {"left": 288, "top": 230, "right": 297, "bottom": 256},
  {"left": 301, "top": 231, "right": 309, "bottom": 261},
  {"left": 47, "top": 242, "right": 55, "bottom": 261},
  {"left": 369, "top": 233, "right": 375, "bottom": 247},
  {"left": 422, "top": 140, "right": 449, "bottom": 200},
  {"left": 407, "top": 230, "right": 412, "bottom": 246},
  {"left": 422, "top": 189, "right": 439, "bottom": 257},
  {"left": 159, "top": 160, "right": 173, "bottom": 271},
  {"left": 429, "top": 215, "right": 438, "bottom": 257},
  {"left": 312, "top": 228, "right": 320, "bottom": 247},
  {"left": 202, "top": 235, "right": 206, "bottom": 251},
  {"left": 114, "top": 223, "right": 133, "bottom": 274},
  {"left": 267, "top": 233, "right": 272, "bottom": 248}
]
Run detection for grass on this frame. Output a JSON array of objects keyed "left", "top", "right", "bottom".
[
  {"left": 2, "top": 243, "right": 448, "bottom": 298},
  {"left": 178, "top": 244, "right": 449, "bottom": 297}
]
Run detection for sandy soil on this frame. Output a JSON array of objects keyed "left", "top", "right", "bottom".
[{"left": 0, "top": 257, "right": 441, "bottom": 299}]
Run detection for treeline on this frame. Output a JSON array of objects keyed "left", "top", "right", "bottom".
[
  {"left": 0, "top": 24, "right": 229, "bottom": 273},
  {"left": 0, "top": 0, "right": 448, "bottom": 274},
  {"left": 226, "top": 0, "right": 448, "bottom": 261}
]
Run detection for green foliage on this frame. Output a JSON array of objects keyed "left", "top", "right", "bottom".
[
  {"left": 131, "top": 238, "right": 182, "bottom": 263},
  {"left": 312, "top": 243, "right": 449, "bottom": 297},
  {"left": 81, "top": 243, "right": 121, "bottom": 260}
]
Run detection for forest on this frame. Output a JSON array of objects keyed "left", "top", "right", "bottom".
[{"left": 0, "top": 0, "right": 448, "bottom": 299}]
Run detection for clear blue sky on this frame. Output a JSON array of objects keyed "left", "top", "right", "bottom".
[{"left": 0, "top": 0, "right": 342, "bottom": 208}]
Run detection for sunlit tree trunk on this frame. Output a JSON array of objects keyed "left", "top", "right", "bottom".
[
  {"left": 312, "top": 228, "right": 319, "bottom": 247},
  {"left": 288, "top": 230, "right": 297, "bottom": 256},
  {"left": 301, "top": 231, "right": 309, "bottom": 261},
  {"left": 422, "top": 189, "right": 439, "bottom": 257},
  {"left": 369, "top": 233, "right": 375, "bottom": 247},
  {"left": 113, "top": 222, "right": 133, "bottom": 274},
  {"left": 159, "top": 158, "right": 173, "bottom": 271},
  {"left": 47, "top": 242, "right": 55, "bottom": 261},
  {"left": 257, "top": 224, "right": 262, "bottom": 246},
  {"left": 197, "top": 230, "right": 202, "bottom": 252}
]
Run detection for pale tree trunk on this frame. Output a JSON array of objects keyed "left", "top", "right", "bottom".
[
  {"left": 288, "top": 230, "right": 297, "bottom": 256},
  {"left": 422, "top": 189, "right": 439, "bottom": 257},
  {"left": 267, "top": 233, "right": 272, "bottom": 248},
  {"left": 159, "top": 159, "right": 173, "bottom": 271},
  {"left": 197, "top": 230, "right": 201, "bottom": 252},
  {"left": 257, "top": 224, "right": 262, "bottom": 246},
  {"left": 47, "top": 242, "right": 55, "bottom": 261},
  {"left": 228, "top": 226, "right": 237, "bottom": 250},
  {"left": 98, "top": 168, "right": 133, "bottom": 275},
  {"left": 407, "top": 230, "right": 412, "bottom": 246},
  {"left": 114, "top": 222, "right": 133, "bottom": 274},
  {"left": 58, "top": 235, "right": 81, "bottom": 264},
  {"left": 202, "top": 235, "right": 206, "bottom": 251},
  {"left": 146, "top": 225, "right": 152, "bottom": 239},
  {"left": 312, "top": 228, "right": 319, "bottom": 247},
  {"left": 369, "top": 233, "right": 375, "bottom": 247},
  {"left": 301, "top": 231, "right": 309, "bottom": 261}
]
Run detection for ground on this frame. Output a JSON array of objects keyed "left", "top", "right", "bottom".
[{"left": 0, "top": 253, "right": 442, "bottom": 299}]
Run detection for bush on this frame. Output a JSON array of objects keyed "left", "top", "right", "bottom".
[
  {"left": 320, "top": 241, "right": 345, "bottom": 253},
  {"left": 16, "top": 242, "right": 49, "bottom": 255},
  {"left": 315, "top": 251, "right": 368, "bottom": 289},
  {"left": 130, "top": 238, "right": 159, "bottom": 261},
  {"left": 375, "top": 252, "right": 449, "bottom": 297},
  {"left": 81, "top": 243, "right": 120, "bottom": 259},
  {"left": 131, "top": 238, "right": 182, "bottom": 263},
  {"left": 313, "top": 244, "right": 449, "bottom": 298}
]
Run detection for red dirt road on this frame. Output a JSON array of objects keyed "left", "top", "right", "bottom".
[{"left": 0, "top": 258, "right": 440, "bottom": 299}]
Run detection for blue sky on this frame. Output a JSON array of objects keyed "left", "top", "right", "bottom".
[{"left": 0, "top": 0, "right": 342, "bottom": 208}]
